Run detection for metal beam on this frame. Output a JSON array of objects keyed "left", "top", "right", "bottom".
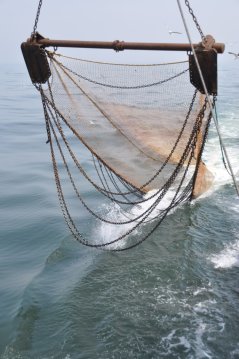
[{"left": 33, "top": 38, "right": 225, "bottom": 53}]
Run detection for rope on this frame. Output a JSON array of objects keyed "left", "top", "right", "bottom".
[
  {"left": 177, "top": 0, "right": 239, "bottom": 197},
  {"left": 50, "top": 55, "right": 197, "bottom": 194},
  {"left": 51, "top": 52, "right": 188, "bottom": 67},
  {"left": 26, "top": 1, "right": 234, "bottom": 251},
  {"left": 36, "top": 36, "right": 215, "bottom": 249},
  {"left": 45, "top": 97, "right": 191, "bottom": 226},
  {"left": 214, "top": 102, "right": 232, "bottom": 176},
  {"left": 39, "top": 80, "right": 208, "bottom": 249},
  {"left": 52, "top": 57, "right": 189, "bottom": 90},
  {"left": 42, "top": 58, "right": 200, "bottom": 206}
]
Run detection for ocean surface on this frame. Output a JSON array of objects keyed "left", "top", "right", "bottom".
[{"left": 1, "top": 60, "right": 239, "bottom": 359}]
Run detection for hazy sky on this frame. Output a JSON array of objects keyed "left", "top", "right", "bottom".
[{"left": 0, "top": 0, "right": 238, "bottom": 64}]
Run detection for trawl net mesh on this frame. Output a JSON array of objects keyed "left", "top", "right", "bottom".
[
  {"left": 44, "top": 53, "right": 212, "bottom": 191},
  {"left": 39, "top": 51, "right": 213, "bottom": 250}
]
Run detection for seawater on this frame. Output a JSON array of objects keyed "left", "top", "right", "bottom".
[{"left": 1, "top": 62, "right": 239, "bottom": 359}]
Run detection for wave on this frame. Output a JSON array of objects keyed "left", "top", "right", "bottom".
[
  {"left": 93, "top": 187, "right": 179, "bottom": 249},
  {"left": 210, "top": 240, "right": 239, "bottom": 269}
]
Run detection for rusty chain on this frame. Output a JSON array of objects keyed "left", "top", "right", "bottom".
[
  {"left": 34, "top": 48, "right": 212, "bottom": 250},
  {"left": 40, "top": 64, "right": 198, "bottom": 208},
  {"left": 40, "top": 84, "right": 208, "bottom": 249},
  {"left": 29, "top": 1, "right": 217, "bottom": 249},
  {"left": 53, "top": 57, "right": 189, "bottom": 90},
  {"left": 184, "top": 0, "right": 205, "bottom": 40},
  {"left": 190, "top": 95, "right": 215, "bottom": 199},
  {"left": 49, "top": 56, "right": 196, "bottom": 199},
  {"left": 32, "top": 0, "right": 43, "bottom": 38}
]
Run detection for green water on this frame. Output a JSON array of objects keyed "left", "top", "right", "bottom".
[{"left": 1, "top": 63, "right": 239, "bottom": 358}]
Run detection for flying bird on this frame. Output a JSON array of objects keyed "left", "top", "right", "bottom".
[
  {"left": 228, "top": 52, "right": 239, "bottom": 59},
  {"left": 168, "top": 30, "right": 182, "bottom": 35}
]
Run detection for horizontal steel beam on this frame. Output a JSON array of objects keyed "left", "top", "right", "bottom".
[{"left": 34, "top": 38, "right": 225, "bottom": 53}]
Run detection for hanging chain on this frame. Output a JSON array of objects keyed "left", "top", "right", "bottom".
[
  {"left": 37, "top": 79, "right": 209, "bottom": 250},
  {"left": 189, "top": 97, "right": 209, "bottom": 198},
  {"left": 184, "top": 0, "right": 205, "bottom": 40},
  {"left": 41, "top": 64, "right": 198, "bottom": 207},
  {"left": 32, "top": 0, "right": 43, "bottom": 38},
  {"left": 53, "top": 57, "right": 189, "bottom": 90}
]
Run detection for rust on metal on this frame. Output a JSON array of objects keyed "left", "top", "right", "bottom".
[
  {"left": 21, "top": 33, "right": 224, "bottom": 86},
  {"left": 21, "top": 41, "right": 51, "bottom": 83},
  {"left": 30, "top": 35, "right": 225, "bottom": 53},
  {"left": 189, "top": 49, "right": 218, "bottom": 95}
]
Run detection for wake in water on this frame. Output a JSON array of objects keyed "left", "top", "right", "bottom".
[
  {"left": 203, "top": 107, "right": 239, "bottom": 195},
  {"left": 210, "top": 240, "right": 239, "bottom": 269},
  {"left": 93, "top": 187, "right": 179, "bottom": 250}
]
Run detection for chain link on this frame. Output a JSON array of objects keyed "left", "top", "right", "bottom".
[
  {"left": 184, "top": 0, "right": 205, "bottom": 40},
  {"left": 38, "top": 83, "right": 210, "bottom": 250},
  {"left": 32, "top": 0, "right": 43, "bottom": 38},
  {"left": 190, "top": 96, "right": 213, "bottom": 199},
  {"left": 36, "top": 54, "right": 212, "bottom": 250},
  {"left": 42, "top": 89, "right": 206, "bottom": 250},
  {"left": 41, "top": 61, "right": 198, "bottom": 207},
  {"left": 53, "top": 56, "right": 188, "bottom": 90},
  {"left": 28, "top": 1, "right": 218, "bottom": 250}
]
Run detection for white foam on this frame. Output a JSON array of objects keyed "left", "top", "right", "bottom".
[
  {"left": 210, "top": 240, "right": 239, "bottom": 269},
  {"left": 194, "top": 300, "right": 217, "bottom": 315},
  {"left": 193, "top": 287, "right": 209, "bottom": 296},
  {"left": 194, "top": 322, "right": 213, "bottom": 359},
  {"left": 160, "top": 330, "right": 191, "bottom": 354},
  {"left": 94, "top": 108, "right": 239, "bottom": 248},
  {"left": 94, "top": 187, "right": 178, "bottom": 249},
  {"left": 202, "top": 112, "right": 239, "bottom": 194}
]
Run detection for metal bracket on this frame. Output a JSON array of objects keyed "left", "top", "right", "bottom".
[
  {"left": 21, "top": 34, "right": 51, "bottom": 84},
  {"left": 189, "top": 35, "right": 218, "bottom": 95},
  {"left": 200, "top": 34, "right": 216, "bottom": 51},
  {"left": 112, "top": 40, "right": 125, "bottom": 52}
]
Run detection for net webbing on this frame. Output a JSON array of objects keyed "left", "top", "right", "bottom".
[{"left": 38, "top": 51, "right": 214, "bottom": 250}]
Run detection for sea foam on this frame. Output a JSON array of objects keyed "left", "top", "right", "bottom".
[{"left": 210, "top": 240, "right": 239, "bottom": 269}]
